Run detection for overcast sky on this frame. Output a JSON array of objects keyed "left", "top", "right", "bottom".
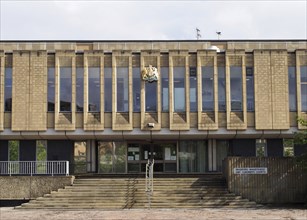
[{"left": 0, "top": 0, "right": 306, "bottom": 40}]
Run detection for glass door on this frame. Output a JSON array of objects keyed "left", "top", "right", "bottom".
[{"left": 127, "top": 143, "right": 177, "bottom": 173}]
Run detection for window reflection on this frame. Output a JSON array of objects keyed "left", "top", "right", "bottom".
[
  {"left": 117, "top": 67, "right": 129, "bottom": 112},
  {"left": 88, "top": 67, "right": 100, "bottom": 112},
  {"left": 179, "top": 141, "right": 207, "bottom": 173},
  {"left": 104, "top": 67, "right": 112, "bottom": 112},
  {"left": 76, "top": 67, "right": 84, "bottom": 112},
  {"left": 174, "top": 67, "right": 185, "bottom": 112},
  {"left": 4, "top": 67, "right": 12, "bottom": 112},
  {"left": 74, "top": 141, "right": 87, "bottom": 173},
  {"left": 161, "top": 67, "right": 169, "bottom": 112},
  {"left": 202, "top": 67, "right": 214, "bottom": 111},
  {"left": 300, "top": 66, "right": 307, "bottom": 112},
  {"left": 288, "top": 67, "right": 297, "bottom": 111},
  {"left": 36, "top": 140, "right": 47, "bottom": 161},
  {"left": 60, "top": 67, "right": 72, "bottom": 112},
  {"left": 145, "top": 82, "right": 157, "bottom": 112},
  {"left": 98, "top": 141, "right": 126, "bottom": 173},
  {"left": 230, "top": 66, "right": 242, "bottom": 111},
  {"left": 218, "top": 67, "right": 226, "bottom": 111},
  {"left": 9, "top": 140, "right": 19, "bottom": 161},
  {"left": 190, "top": 68, "right": 197, "bottom": 112},
  {"left": 47, "top": 68, "right": 55, "bottom": 112},
  {"left": 133, "top": 67, "right": 141, "bottom": 112},
  {"left": 246, "top": 67, "right": 254, "bottom": 111}
]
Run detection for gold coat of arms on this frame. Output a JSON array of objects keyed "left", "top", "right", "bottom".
[{"left": 141, "top": 65, "right": 159, "bottom": 83}]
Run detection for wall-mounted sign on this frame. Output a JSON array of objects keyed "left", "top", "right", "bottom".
[
  {"left": 234, "top": 167, "right": 268, "bottom": 174},
  {"left": 141, "top": 65, "right": 159, "bottom": 83}
]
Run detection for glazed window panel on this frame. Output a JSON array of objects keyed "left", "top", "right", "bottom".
[
  {"left": 74, "top": 141, "right": 87, "bottom": 173},
  {"left": 256, "top": 139, "right": 267, "bottom": 157},
  {"left": 36, "top": 140, "right": 47, "bottom": 161},
  {"left": 246, "top": 67, "right": 254, "bottom": 111},
  {"left": 8, "top": 140, "right": 19, "bottom": 161},
  {"left": 133, "top": 67, "right": 141, "bottom": 112},
  {"left": 179, "top": 141, "right": 207, "bottom": 173},
  {"left": 145, "top": 81, "right": 157, "bottom": 112},
  {"left": 88, "top": 67, "right": 100, "bottom": 112},
  {"left": 230, "top": 66, "right": 243, "bottom": 111},
  {"left": 4, "top": 67, "right": 12, "bottom": 112},
  {"left": 117, "top": 67, "right": 129, "bottom": 112},
  {"left": 36, "top": 140, "right": 47, "bottom": 174},
  {"left": 161, "top": 67, "right": 169, "bottom": 112},
  {"left": 202, "top": 66, "right": 214, "bottom": 111},
  {"left": 104, "top": 67, "right": 112, "bottom": 112},
  {"left": 301, "top": 66, "right": 307, "bottom": 111},
  {"left": 47, "top": 68, "right": 55, "bottom": 112},
  {"left": 76, "top": 67, "right": 84, "bottom": 112},
  {"left": 218, "top": 67, "right": 226, "bottom": 111},
  {"left": 173, "top": 67, "right": 185, "bottom": 112},
  {"left": 60, "top": 67, "right": 72, "bottom": 112},
  {"left": 190, "top": 68, "right": 197, "bottom": 112},
  {"left": 288, "top": 67, "right": 297, "bottom": 111}
]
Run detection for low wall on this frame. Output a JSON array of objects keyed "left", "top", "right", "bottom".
[
  {"left": 224, "top": 157, "right": 307, "bottom": 204},
  {"left": 0, "top": 176, "right": 74, "bottom": 200}
]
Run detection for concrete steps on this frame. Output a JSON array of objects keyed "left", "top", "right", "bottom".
[{"left": 17, "top": 176, "right": 259, "bottom": 209}]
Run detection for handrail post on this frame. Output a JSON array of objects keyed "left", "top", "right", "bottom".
[
  {"left": 9, "top": 162, "right": 11, "bottom": 176},
  {"left": 66, "top": 161, "right": 69, "bottom": 176}
]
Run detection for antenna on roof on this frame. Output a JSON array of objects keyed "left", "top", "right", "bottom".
[
  {"left": 216, "top": 31, "right": 221, "bottom": 40},
  {"left": 196, "top": 28, "right": 201, "bottom": 40}
]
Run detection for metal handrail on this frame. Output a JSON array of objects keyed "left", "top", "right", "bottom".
[
  {"left": 0, "top": 161, "right": 69, "bottom": 176},
  {"left": 145, "top": 159, "right": 154, "bottom": 208},
  {"left": 145, "top": 159, "right": 154, "bottom": 192}
]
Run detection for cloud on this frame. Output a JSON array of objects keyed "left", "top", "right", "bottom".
[{"left": 0, "top": 1, "right": 306, "bottom": 40}]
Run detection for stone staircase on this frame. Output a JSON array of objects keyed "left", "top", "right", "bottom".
[{"left": 17, "top": 175, "right": 259, "bottom": 209}]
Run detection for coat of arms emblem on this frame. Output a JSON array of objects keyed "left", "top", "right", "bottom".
[{"left": 141, "top": 65, "right": 159, "bottom": 83}]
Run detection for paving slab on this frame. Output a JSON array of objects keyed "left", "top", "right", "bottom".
[{"left": 0, "top": 207, "right": 306, "bottom": 220}]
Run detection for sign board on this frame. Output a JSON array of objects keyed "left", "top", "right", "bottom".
[{"left": 234, "top": 167, "right": 268, "bottom": 174}]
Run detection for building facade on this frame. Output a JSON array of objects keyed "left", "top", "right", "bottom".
[{"left": 0, "top": 40, "right": 306, "bottom": 174}]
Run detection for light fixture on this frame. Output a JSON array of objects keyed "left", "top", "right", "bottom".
[{"left": 147, "top": 123, "right": 155, "bottom": 128}]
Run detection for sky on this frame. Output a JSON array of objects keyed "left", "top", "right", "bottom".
[{"left": 0, "top": 0, "right": 306, "bottom": 40}]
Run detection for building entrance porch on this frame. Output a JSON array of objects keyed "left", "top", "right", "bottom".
[{"left": 77, "top": 140, "right": 228, "bottom": 174}]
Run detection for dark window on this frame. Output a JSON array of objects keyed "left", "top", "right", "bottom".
[
  {"left": 133, "top": 67, "right": 141, "bottom": 112},
  {"left": 202, "top": 66, "right": 214, "bottom": 111},
  {"left": 60, "top": 67, "right": 72, "bottom": 112},
  {"left": 301, "top": 66, "right": 307, "bottom": 111},
  {"left": 288, "top": 66, "right": 297, "bottom": 111},
  {"left": 230, "top": 66, "right": 242, "bottom": 111},
  {"left": 218, "top": 67, "right": 226, "bottom": 111},
  {"left": 174, "top": 67, "right": 185, "bottom": 112},
  {"left": 104, "top": 67, "right": 112, "bottom": 112},
  {"left": 4, "top": 67, "right": 12, "bottom": 112},
  {"left": 145, "top": 82, "right": 157, "bottom": 112},
  {"left": 88, "top": 67, "right": 100, "bottom": 112},
  {"left": 246, "top": 67, "right": 254, "bottom": 111},
  {"left": 47, "top": 68, "right": 55, "bottom": 111},
  {"left": 161, "top": 67, "right": 169, "bottom": 111},
  {"left": 76, "top": 67, "right": 84, "bottom": 112}
]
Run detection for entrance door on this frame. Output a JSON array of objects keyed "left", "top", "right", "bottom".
[
  {"left": 127, "top": 143, "right": 177, "bottom": 173},
  {"left": 140, "top": 144, "right": 164, "bottom": 172}
]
